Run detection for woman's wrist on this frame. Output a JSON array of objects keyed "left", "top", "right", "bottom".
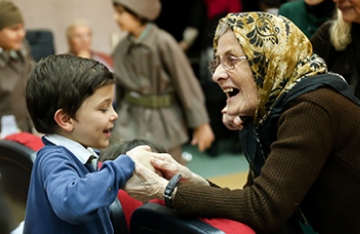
[{"left": 190, "top": 172, "right": 209, "bottom": 186}]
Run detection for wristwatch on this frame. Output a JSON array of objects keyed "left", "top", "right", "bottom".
[{"left": 163, "top": 173, "right": 182, "bottom": 208}]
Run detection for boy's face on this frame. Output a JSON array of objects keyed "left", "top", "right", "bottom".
[
  {"left": 68, "top": 84, "right": 118, "bottom": 149},
  {"left": 0, "top": 23, "right": 25, "bottom": 51},
  {"left": 113, "top": 5, "right": 142, "bottom": 33}
]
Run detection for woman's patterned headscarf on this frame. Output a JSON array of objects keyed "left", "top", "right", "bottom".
[{"left": 213, "top": 12, "right": 327, "bottom": 126}]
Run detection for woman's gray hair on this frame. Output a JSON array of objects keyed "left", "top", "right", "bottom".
[{"left": 215, "top": 21, "right": 231, "bottom": 38}]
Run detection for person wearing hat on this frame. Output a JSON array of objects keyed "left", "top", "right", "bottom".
[
  {"left": 0, "top": 0, "right": 34, "bottom": 138},
  {"left": 111, "top": 0, "right": 215, "bottom": 165}
]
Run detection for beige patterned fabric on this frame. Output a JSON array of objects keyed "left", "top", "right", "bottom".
[{"left": 213, "top": 12, "right": 328, "bottom": 125}]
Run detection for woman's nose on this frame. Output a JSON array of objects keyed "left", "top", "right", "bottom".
[{"left": 212, "top": 65, "right": 229, "bottom": 83}]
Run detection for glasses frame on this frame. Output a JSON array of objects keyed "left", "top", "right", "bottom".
[{"left": 209, "top": 55, "right": 247, "bottom": 74}]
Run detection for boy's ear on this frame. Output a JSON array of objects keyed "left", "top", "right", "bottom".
[{"left": 54, "top": 109, "right": 74, "bottom": 132}]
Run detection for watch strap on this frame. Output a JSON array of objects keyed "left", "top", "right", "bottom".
[{"left": 163, "top": 173, "right": 182, "bottom": 208}]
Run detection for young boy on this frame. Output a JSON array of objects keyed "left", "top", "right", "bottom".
[
  {"left": 23, "top": 54, "right": 139, "bottom": 233},
  {"left": 111, "top": 0, "right": 215, "bottom": 165}
]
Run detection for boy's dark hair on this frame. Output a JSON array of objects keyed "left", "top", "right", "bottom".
[
  {"left": 100, "top": 139, "right": 166, "bottom": 162},
  {"left": 26, "top": 54, "right": 116, "bottom": 134}
]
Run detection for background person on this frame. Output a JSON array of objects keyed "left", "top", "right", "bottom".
[
  {"left": 278, "top": 0, "right": 336, "bottom": 38},
  {"left": 123, "top": 12, "right": 360, "bottom": 233},
  {"left": 311, "top": 1, "right": 360, "bottom": 98},
  {"left": 0, "top": 0, "right": 34, "bottom": 137},
  {"left": 111, "top": 0, "right": 214, "bottom": 165},
  {"left": 66, "top": 20, "right": 114, "bottom": 71}
]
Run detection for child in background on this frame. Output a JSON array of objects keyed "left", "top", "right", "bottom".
[
  {"left": 0, "top": 0, "right": 34, "bottom": 137},
  {"left": 111, "top": 0, "right": 215, "bottom": 165},
  {"left": 23, "top": 54, "right": 147, "bottom": 234}
]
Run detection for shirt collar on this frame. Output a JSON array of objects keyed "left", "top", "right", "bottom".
[
  {"left": 0, "top": 49, "right": 21, "bottom": 68},
  {"left": 0, "top": 48, "right": 9, "bottom": 68},
  {"left": 129, "top": 23, "right": 153, "bottom": 44},
  {"left": 44, "top": 134, "right": 99, "bottom": 164}
]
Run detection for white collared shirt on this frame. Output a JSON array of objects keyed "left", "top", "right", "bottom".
[{"left": 44, "top": 134, "right": 99, "bottom": 164}]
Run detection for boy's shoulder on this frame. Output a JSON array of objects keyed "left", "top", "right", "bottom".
[{"left": 37, "top": 143, "right": 75, "bottom": 162}]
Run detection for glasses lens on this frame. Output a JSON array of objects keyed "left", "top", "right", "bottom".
[{"left": 223, "top": 55, "right": 233, "bottom": 71}]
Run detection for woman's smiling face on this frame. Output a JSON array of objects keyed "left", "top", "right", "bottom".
[
  {"left": 334, "top": 0, "right": 360, "bottom": 23},
  {"left": 212, "top": 30, "right": 258, "bottom": 119}
]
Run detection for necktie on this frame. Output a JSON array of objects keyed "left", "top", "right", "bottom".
[{"left": 87, "top": 156, "right": 98, "bottom": 171}]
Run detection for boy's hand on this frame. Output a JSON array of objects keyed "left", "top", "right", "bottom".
[{"left": 125, "top": 145, "right": 163, "bottom": 177}]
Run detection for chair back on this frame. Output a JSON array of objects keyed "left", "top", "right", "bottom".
[
  {"left": 25, "top": 30, "right": 56, "bottom": 61},
  {"left": 0, "top": 140, "right": 36, "bottom": 228}
]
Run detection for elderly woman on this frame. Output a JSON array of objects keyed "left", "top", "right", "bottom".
[
  {"left": 124, "top": 12, "right": 360, "bottom": 233},
  {"left": 66, "top": 20, "right": 114, "bottom": 71}
]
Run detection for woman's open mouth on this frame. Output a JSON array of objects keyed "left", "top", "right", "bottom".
[{"left": 223, "top": 88, "right": 240, "bottom": 98}]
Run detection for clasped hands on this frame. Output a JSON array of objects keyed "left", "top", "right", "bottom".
[{"left": 124, "top": 145, "right": 209, "bottom": 202}]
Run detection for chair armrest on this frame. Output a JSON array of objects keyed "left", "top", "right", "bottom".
[
  {"left": 110, "top": 197, "right": 129, "bottom": 234},
  {"left": 130, "top": 202, "right": 225, "bottom": 234}
]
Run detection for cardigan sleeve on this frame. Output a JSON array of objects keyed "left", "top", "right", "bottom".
[{"left": 172, "top": 93, "right": 335, "bottom": 233}]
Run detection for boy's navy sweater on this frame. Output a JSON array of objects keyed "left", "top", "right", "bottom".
[{"left": 23, "top": 138, "right": 134, "bottom": 234}]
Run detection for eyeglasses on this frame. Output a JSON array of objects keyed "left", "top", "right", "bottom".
[{"left": 208, "top": 55, "right": 247, "bottom": 74}]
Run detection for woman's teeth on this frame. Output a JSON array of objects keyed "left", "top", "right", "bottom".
[{"left": 224, "top": 88, "right": 233, "bottom": 93}]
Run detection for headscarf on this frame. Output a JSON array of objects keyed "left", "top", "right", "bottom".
[{"left": 213, "top": 12, "right": 327, "bottom": 126}]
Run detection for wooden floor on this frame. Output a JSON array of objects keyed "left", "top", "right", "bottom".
[{"left": 208, "top": 171, "right": 248, "bottom": 189}]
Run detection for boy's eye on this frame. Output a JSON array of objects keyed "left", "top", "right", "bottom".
[{"left": 100, "top": 108, "right": 108, "bottom": 112}]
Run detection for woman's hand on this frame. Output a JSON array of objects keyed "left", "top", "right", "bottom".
[
  {"left": 191, "top": 123, "right": 215, "bottom": 152},
  {"left": 222, "top": 108, "right": 244, "bottom": 130},
  {"left": 151, "top": 153, "right": 209, "bottom": 186},
  {"left": 124, "top": 159, "right": 168, "bottom": 202}
]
